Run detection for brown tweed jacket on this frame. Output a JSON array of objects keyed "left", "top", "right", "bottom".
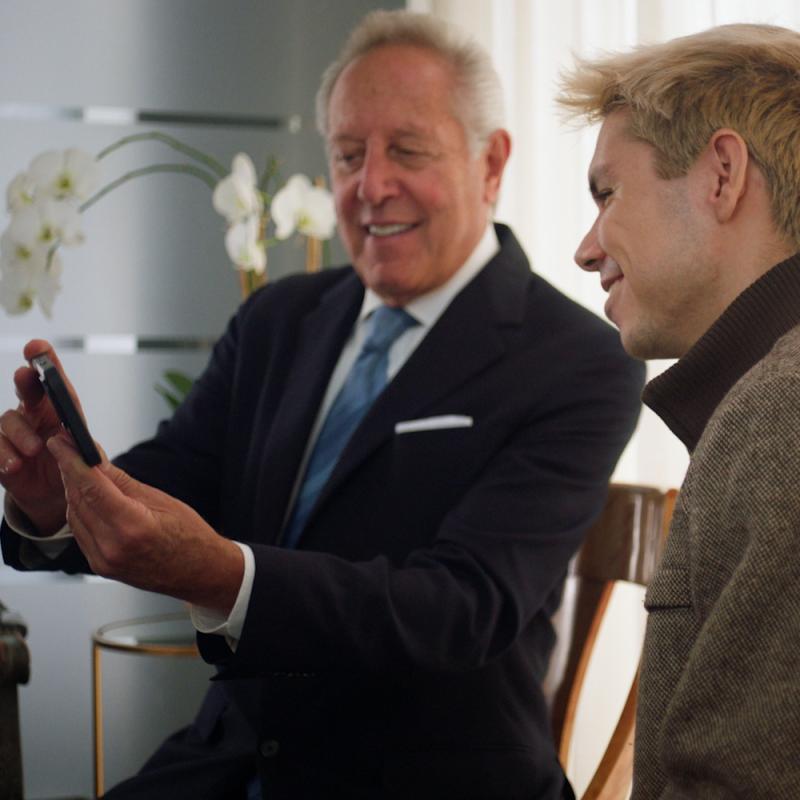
[{"left": 634, "top": 324, "right": 800, "bottom": 799}]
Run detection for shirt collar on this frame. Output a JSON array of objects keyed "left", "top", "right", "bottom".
[
  {"left": 359, "top": 223, "right": 500, "bottom": 327},
  {"left": 643, "top": 251, "right": 800, "bottom": 452}
]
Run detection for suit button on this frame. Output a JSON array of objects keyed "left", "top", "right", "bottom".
[{"left": 259, "top": 739, "right": 280, "bottom": 758}]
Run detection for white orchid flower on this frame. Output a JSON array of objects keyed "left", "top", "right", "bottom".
[
  {"left": 270, "top": 174, "right": 336, "bottom": 240},
  {"left": 224, "top": 215, "right": 266, "bottom": 274},
  {"left": 6, "top": 172, "right": 37, "bottom": 213},
  {"left": 0, "top": 248, "right": 61, "bottom": 317},
  {"left": 8, "top": 200, "right": 84, "bottom": 249},
  {"left": 213, "top": 153, "right": 264, "bottom": 224},
  {"left": 0, "top": 262, "right": 38, "bottom": 315},
  {"left": 35, "top": 251, "right": 63, "bottom": 317},
  {"left": 28, "top": 148, "right": 100, "bottom": 203},
  {"left": 0, "top": 224, "right": 48, "bottom": 274}
]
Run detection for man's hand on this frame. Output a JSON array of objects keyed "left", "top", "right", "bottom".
[
  {"left": 0, "top": 339, "right": 84, "bottom": 535},
  {"left": 47, "top": 432, "right": 244, "bottom": 616}
]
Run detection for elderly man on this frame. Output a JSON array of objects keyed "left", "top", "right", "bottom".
[
  {"left": 560, "top": 22, "right": 800, "bottom": 800},
  {"left": 1, "top": 11, "right": 642, "bottom": 799}
]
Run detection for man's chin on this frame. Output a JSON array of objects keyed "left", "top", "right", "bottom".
[
  {"left": 620, "top": 326, "right": 681, "bottom": 361},
  {"left": 362, "top": 274, "right": 420, "bottom": 306}
]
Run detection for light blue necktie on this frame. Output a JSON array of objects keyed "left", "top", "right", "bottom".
[{"left": 282, "top": 305, "right": 418, "bottom": 548}]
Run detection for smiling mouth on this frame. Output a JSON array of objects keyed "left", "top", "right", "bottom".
[
  {"left": 364, "top": 223, "right": 418, "bottom": 237},
  {"left": 600, "top": 272, "right": 623, "bottom": 293}
]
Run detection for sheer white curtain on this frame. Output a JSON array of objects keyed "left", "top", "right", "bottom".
[{"left": 408, "top": 0, "right": 800, "bottom": 490}]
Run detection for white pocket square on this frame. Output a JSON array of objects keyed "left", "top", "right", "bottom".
[{"left": 395, "top": 415, "right": 474, "bottom": 434}]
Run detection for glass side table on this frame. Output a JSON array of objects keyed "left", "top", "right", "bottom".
[{"left": 92, "top": 612, "right": 199, "bottom": 797}]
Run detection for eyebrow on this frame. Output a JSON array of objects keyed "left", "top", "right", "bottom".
[
  {"left": 329, "top": 134, "right": 362, "bottom": 147},
  {"left": 329, "top": 127, "right": 431, "bottom": 145}
]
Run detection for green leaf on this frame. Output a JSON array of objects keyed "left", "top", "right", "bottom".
[
  {"left": 162, "top": 370, "right": 195, "bottom": 396},
  {"left": 154, "top": 384, "right": 182, "bottom": 412},
  {"left": 154, "top": 369, "right": 195, "bottom": 413}
]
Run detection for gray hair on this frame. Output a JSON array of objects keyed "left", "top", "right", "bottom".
[{"left": 315, "top": 9, "right": 505, "bottom": 153}]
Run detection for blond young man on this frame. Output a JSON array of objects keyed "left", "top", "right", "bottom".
[{"left": 559, "top": 23, "right": 800, "bottom": 799}]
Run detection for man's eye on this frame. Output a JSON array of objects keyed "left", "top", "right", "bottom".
[
  {"left": 334, "top": 152, "right": 362, "bottom": 170},
  {"left": 593, "top": 189, "right": 613, "bottom": 208},
  {"left": 392, "top": 146, "right": 428, "bottom": 163}
]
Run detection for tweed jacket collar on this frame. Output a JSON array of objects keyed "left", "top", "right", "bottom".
[{"left": 643, "top": 252, "right": 800, "bottom": 452}]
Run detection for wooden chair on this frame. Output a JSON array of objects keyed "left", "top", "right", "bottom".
[{"left": 545, "top": 484, "right": 677, "bottom": 800}]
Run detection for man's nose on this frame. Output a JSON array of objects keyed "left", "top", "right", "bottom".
[
  {"left": 574, "top": 220, "right": 605, "bottom": 272},
  {"left": 357, "top": 150, "right": 399, "bottom": 205}
]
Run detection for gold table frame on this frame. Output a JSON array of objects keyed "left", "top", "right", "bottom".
[{"left": 91, "top": 612, "right": 199, "bottom": 797}]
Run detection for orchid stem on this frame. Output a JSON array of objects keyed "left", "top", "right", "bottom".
[
  {"left": 79, "top": 163, "right": 218, "bottom": 213},
  {"left": 95, "top": 131, "right": 228, "bottom": 178},
  {"left": 258, "top": 155, "right": 281, "bottom": 194},
  {"left": 45, "top": 244, "right": 60, "bottom": 273}
]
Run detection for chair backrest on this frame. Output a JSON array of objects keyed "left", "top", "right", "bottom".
[
  {"left": 0, "top": 601, "right": 30, "bottom": 800},
  {"left": 545, "top": 483, "right": 676, "bottom": 800}
]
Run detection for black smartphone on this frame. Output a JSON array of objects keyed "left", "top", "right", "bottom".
[{"left": 31, "top": 354, "right": 102, "bottom": 466}]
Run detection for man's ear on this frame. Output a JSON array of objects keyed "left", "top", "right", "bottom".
[
  {"left": 703, "top": 129, "right": 749, "bottom": 223},
  {"left": 482, "top": 129, "right": 511, "bottom": 205}
]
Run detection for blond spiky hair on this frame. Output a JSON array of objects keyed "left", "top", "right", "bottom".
[{"left": 557, "top": 23, "right": 800, "bottom": 246}]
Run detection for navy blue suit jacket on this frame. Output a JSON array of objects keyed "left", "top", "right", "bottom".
[{"left": 2, "top": 225, "right": 645, "bottom": 798}]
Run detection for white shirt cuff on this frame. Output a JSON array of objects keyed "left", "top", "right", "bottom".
[
  {"left": 190, "top": 541, "right": 254, "bottom": 652},
  {"left": 4, "top": 494, "right": 73, "bottom": 559}
]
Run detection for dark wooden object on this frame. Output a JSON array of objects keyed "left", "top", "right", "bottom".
[
  {"left": 0, "top": 601, "right": 30, "bottom": 800},
  {"left": 546, "top": 483, "right": 676, "bottom": 799}
]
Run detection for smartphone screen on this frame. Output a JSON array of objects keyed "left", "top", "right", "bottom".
[{"left": 31, "top": 355, "right": 102, "bottom": 466}]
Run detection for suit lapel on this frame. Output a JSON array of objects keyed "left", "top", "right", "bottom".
[
  {"left": 254, "top": 273, "right": 364, "bottom": 541},
  {"left": 311, "top": 226, "right": 533, "bottom": 521}
]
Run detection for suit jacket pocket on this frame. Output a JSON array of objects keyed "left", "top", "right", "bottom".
[
  {"left": 644, "top": 566, "right": 692, "bottom": 610},
  {"left": 392, "top": 424, "right": 482, "bottom": 476},
  {"left": 390, "top": 425, "right": 489, "bottom": 518}
]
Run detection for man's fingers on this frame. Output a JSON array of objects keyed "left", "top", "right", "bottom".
[
  {"left": 47, "top": 433, "right": 182, "bottom": 588},
  {"left": 23, "top": 339, "right": 59, "bottom": 369},
  {"left": 48, "top": 437, "right": 145, "bottom": 524},
  {"left": 12, "top": 365, "right": 45, "bottom": 412},
  {"left": 48, "top": 436, "right": 151, "bottom": 534},
  {"left": 47, "top": 431, "right": 86, "bottom": 480},
  {"left": 0, "top": 408, "right": 45, "bottom": 461},
  {"left": 23, "top": 339, "right": 89, "bottom": 421},
  {"left": 47, "top": 434, "right": 135, "bottom": 563},
  {"left": 47, "top": 433, "right": 110, "bottom": 517},
  {"left": 47, "top": 432, "right": 104, "bottom": 485},
  {"left": 0, "top": 435, "right": 24, "bottom": 477},
  {"left": 20, "top": 339, "right": 57, "bottom": 410},
  {"left": 99, "top": 459, "right": 161, "bottom": 504}
]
